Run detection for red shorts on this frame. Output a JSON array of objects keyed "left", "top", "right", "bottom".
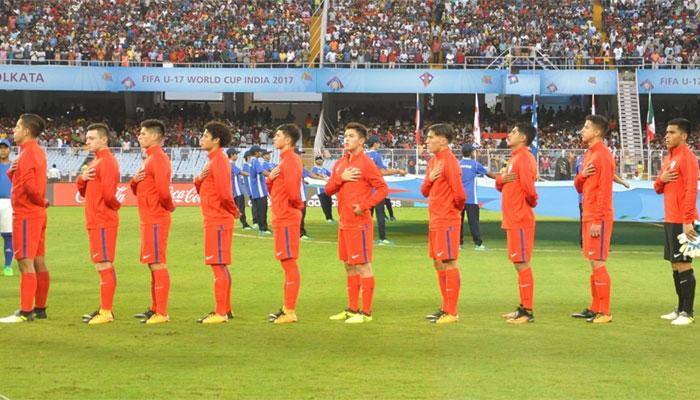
[
  {"left": 140, "top": 222, "right": 170, "bottom": 264},
  {"left": 13, "top": 216, "right": 46, "bottom": 260},
  {"left": 582, "top": 220, "right": 613, "bottom": 261},
  {"left": 429, "top": 224, "right": 460, "bottom": 261},
  {"left": 506, "top": 227, "right": 535, "bottom": 263},
  {"left": 88, "top": 226, "right": 118, "bottom": 263},
  {"left": 204, "top": 225, "right": 233, "bottom": 265},
  {"left": 338, "top": 224, "right": 373, "bottom": 265},
  {"left": 274, "top": 225, "right": 300, "bottom": 261}
]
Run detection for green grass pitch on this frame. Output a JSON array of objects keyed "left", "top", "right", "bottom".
[{"left": 0, "top": 206, "right": 697, "bottom": 399}]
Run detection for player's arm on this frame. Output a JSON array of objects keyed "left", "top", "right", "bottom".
[
  {"left": 519, "top": 158, "right": 538, "bottom": 208},
  {"left": 653, "top": 160, "right": 668, "bottom": 194},
  {"left": 420, "top": 163, "right": 433, "bottom": 197},
  {"left": 285, "top": 162, "right": 304, "bottom": 210},
  {"left": 613, "top": 174, "right": 630, "bottom": 188},
  {"left": 681, "top": 154, "right": 699, "bottom": 224},
  {"left": 100, "top": 161, "right": 121, "bottom": 210},
  {"left": 324, "top": 165, "right": 345, "bottom": 196},
  {"left": 18, "top": 154, "right": 47, "bottom": 207},
  {"left": 447, "top": 161, "right": 467, "bottom": 209},
  {"left": 153, "top": 160, "right": 175, "bottom": 212},
  {"left": 76, "top": 175, "right": 87, "bottom": 197},
  {"left": 360, "top": 161, "right": 389, "bottom": 210},
  {"left": 591, "top": 157, "right": 610, "bottom": 221},
  {"left": 214, "top": 158, "right": 239, "bottom": 217}
]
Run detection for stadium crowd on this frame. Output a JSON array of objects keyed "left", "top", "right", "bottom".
[{"left": 0, "top": 0, "right": 696, "bottom": 68}]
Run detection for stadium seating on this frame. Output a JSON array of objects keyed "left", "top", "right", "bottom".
[{"left": 0, "top": 0, "right": 696, "bottom": 68}]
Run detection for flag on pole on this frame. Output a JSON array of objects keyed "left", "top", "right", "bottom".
[
  {"left": 530, "top": 95, "right": 539, "bottom": 155},
  {"left": 414, "top": 93, "right": 421, "bottom": 145},
  {"left": 473, "top": 93, "right": 481, "bottom": 145},
  {"left": 645, "top": 92, "right": 655, "bottom": 145},
  {"left": 591, "top": 94, "right": 596, "bottom": 115},
  {"left": 313, "top": 107, "right": 326, "bottom": 156}
]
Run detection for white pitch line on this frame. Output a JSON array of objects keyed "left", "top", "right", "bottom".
[{"left": 233, "top": 232, "right": 659, "bottom": 255}]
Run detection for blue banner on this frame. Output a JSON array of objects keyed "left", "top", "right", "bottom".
[
  {"left": 523, "top": 70, "right": 618, "bottom": 95},
  {"left": 0, "top": 65, "right": 316, "bottom": 92},
  {"left": 637, "top": 69, "right": 700, "bottom": 94},
  {"left": 315, "top": 68, "right": 505, "bottom": 93},
  {"left": 2, "top": 65, "right": 694, "bottom": 95}
]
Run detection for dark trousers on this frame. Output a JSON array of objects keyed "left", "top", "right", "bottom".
[
  {"left": 460, "top": 204, "right": 482, "bottom": 246},
  {"left": 371, "top": 200, "right": 387, "bottom": 240},
  {"left": 234, "top": 195, "right": 250, "bottom": 228},
  {"left": 251, "top": 196, "right": 259, "bottom": 225},
  {"left": 385, "top": 198, "right": 395, "bottom": 219},
  {"left": 253, "top": 197, "right": 268, "bottom": 231},
  {"left": 318, "top": 192, "right": 334, "bottom": 221},
  {"left": 300, "top": 206, "right": 307, "bottom": 236}
]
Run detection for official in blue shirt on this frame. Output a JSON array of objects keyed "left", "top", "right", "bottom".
[
  {"left": 242, "top": 151, "right": 258, "bottom": 227},
  {"left": 228, "top": 148, "right": 251, "bottom": 230},
  {"left": 459, "top": 143, "right": 496, "bottom": 250},
  {"left": 311, "top": 156, "right": 334, "bottom": 222},
  {"left": 0, "top": 139, "right": 13, "bottom": 276},
  {"left": 366, "top": 136, "right": 406, "bottom": 245},
  {"left": 249, "top": 145, "right": 270, "bottom": 234}
]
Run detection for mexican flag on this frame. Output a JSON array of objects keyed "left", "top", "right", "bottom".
[{"left": 645, "top": 92, "right": 655, "bottom": 145}]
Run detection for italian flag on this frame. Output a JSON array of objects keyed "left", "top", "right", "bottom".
[{"left": 645, "top": 92, "right": 655, "bottom": 145}]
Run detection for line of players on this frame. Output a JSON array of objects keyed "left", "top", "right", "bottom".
[{"left": 0, "top": 114, "right": 695, "bottom": 326}]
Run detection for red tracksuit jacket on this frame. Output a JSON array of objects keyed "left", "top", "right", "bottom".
[
  {"left": 654, "top": 143, "right": 699, "bottom": 224},
  {"left": 421, "top": 148, "right": 467, "bottom": 229},
  {"left": 77, "top": 148, "right": 120, "bottom": 229}
]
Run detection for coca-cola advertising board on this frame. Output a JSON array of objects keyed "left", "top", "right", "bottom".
[{"left": 52, "top": 183, "right": 201, "bottom": 206}]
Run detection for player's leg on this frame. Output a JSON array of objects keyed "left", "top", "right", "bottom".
[
  {"left": 467, "top": 204, "right": 484, "bottom": 248},
  {"left": 250, "top": 196, "right": 259, "bottom": 228},
  {"left": 330, "top": 229, "right": 360, "bottom": 320},
  {"left": 319, "top": 193, "right": 333, "bottom": 222},
  {"left": 271, "top": 225, "right": 300, "bottom": 324},
  {"left": 661, "top": 223, "right": 682, "bottom": 320},
  {"left": 1, "top": 203, "right": 13, "bottom": 276},
  {"left": 586, "top": 220, "right": 613, "bottom": 324},
  {"left": 672, "top": 261, "right": 695, "bottom": 325},
  {"left": 0, "top": 218, "right": 40, "bottom": 322},
  {"left": 459, "top": 206, "right": 466, "bottom": 247},
  {"left": 345, "top": 262, "right": 374, "bottom": 324},
  {"left": 571, "top": 221, "right": 599, "bottom": 319},
  {"left": 199, "top": 225, "right": 232, "bottom": 324},
  {"left": 235, "top": 195, "right": 251, "bottom": 229},
  {"left": 385, "top": 198, "right": 395, "bottom": 220},
  {"left": 433, "top": 259, "right": 460, "bottom": 324},
  {"left": 84, "top": 227, "right": 118, "bottom": 324},
  {"left": 300, "top": 206, "right": 310, "bottom": 239},
  {"left": 427, "top": 228, "right": 448, "bottom": 321},
  {"left": 143, "top": 223, "right": 171, "bottom": 324},
  {"left": 375, "top": 200, "right": 389, "bottom": 244},
  {"left": 503, "top": 228, "right": 534, "bottom": 323},
  {"left": 258, "top": 197, "right": 270, "bottom": 233}
]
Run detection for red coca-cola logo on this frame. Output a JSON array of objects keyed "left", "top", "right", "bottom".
[{"left": 169, "top": 186, "right": 200, "bottom": 204}]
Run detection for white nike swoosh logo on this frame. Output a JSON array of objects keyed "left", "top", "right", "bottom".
[
  {"left": 351, "top": 254, "right": 360, "bottom": 259},
  {"left": 436, "top": 252, "right": 444, "bottom": 257},
  {"left": 674, "top": 253, "right": 682, "bottom": 258},
  {"left": 588, "top": 251, "right": 595, "bottom": 255},
  {"left": 93, "top": 253, "right": 101, "bottom": 258},
  {"left": 510, "top": 253, "right": 518, "bottom": 257},
  {"left": 276, "top": 251, "right": 283, "bottom": 256},
  {"left": 142, "top": 254, "right": 151, "bottom": 259},
  {"left": 206, "top": 256, "right": 214, "bottom": 260}
]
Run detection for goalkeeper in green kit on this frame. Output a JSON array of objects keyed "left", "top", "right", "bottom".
[{"left": 653, "top": 118, "right": 698, "bottom": 326}]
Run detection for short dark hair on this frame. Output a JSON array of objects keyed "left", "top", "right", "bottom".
[
  {"left": 344, "top": 122, "right": 368, "bottom": 139},
  {"left": 585, "top": 114, "right": 610, "bottom": 137},
  {"left": 86, "top": 123, "right": 110, "bottom": 138},
  {"left": 204, "top": 121, "right": 232, "bottom": 147},
  {"left": 427, "top": 123, "right": 455, "bottom": 143},
  {"left": 275, "top": 123, "right": 301, "bottom": 145},
  {"left": 667, "top": 118, "right": 691, "bottom": 135},
  {"left": 19, "top": 113, "right": 46, "bottom": 137},
  {"left": 514, "top": 123, "right": 536, "bottom": 146},
  {"left": 140, "top": 119, "right": 166, "bottom": 137}
]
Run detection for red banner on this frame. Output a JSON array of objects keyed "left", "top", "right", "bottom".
[
  {"left": 482, "top": 132, "right": 507, "bottom": 139},
  {"left": 52, "top": 182, "right": 201, "bottom": 206}
]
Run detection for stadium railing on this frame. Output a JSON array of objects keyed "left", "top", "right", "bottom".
[
  {"left": 40, "top": 147, "right": 684, "bottom": 183},
  {"left": 7, "top": 56, "right": 694, "bottom": 70}
]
